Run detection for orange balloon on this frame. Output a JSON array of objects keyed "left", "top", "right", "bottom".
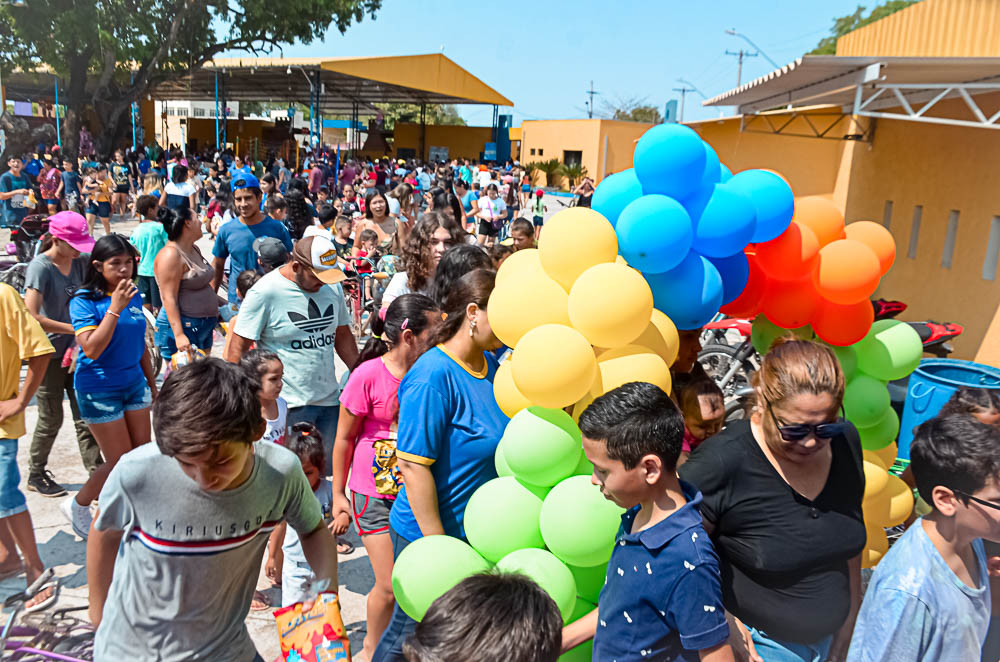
[
  {"left": 755, "top": 221, "right": 820, "bottom": 280},
  {"left": 812, "top": 297, "right": 875, "bottom": 346},
  {"left": 762, "top": 275, "right": 819, "bottom": 329},
  {"left": 794, "top": 196, "right": 846, "bottom": 247},
  {"left": 813, "top": 239, "right": 882, "bottom": 305},
  {"left": 845, "top": 221, "right": 896, "bottom": 275},
  {"left": 720, "top": 254, "right": 768, "bottom": 318}
]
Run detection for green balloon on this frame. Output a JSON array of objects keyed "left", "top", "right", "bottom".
[
  {"left": 831, "top": 343, "right": 858, "bottom": 381},
  {"left": 495, "top": 446, "right": 513, "bottom": 478},
  {"left": 540, "top": 475, "right": 625, "bottom": 568},
  {"left": 392, "top": 535, "right": 490, "bottom": 621},
  {"left": 844, "top": 374, "right": 891, "bottom": 428},
  {"left": 751, "top": 315, "right": 814, "bottom": 355},
  {"left": 496, "top": 548, "right": 577, "bottom": 623},
  {"left": 568, "top": 563, "right": 606, "bottom": 603},
  {"left": 856, "top": 319, "right": 923, "bottom": 381},
  {"left": 858, "top": 407, "right": 900, "bottom": 451},
  {"left": 501, "top": 406, "right": 583, "bottom": 487},
  {"left": 573, "top": 449, "right": 594, "bottom": 477},
  {"left": 465, "top": 477, "right": 546, "bottom": 563},
  {"left": 559, "top": 598, "right": 597, "bottom": 662}
]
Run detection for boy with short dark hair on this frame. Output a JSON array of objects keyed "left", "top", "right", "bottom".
[
  {"left": 563, "top": 381, "right": 733, "bottom": 662},
  {"left": 403, "top": 572, "right": 562, "bottom": 662},
  {"left": 87, "top": 358, "right": 338, "bottom": 661},
  {"left": 846, "top": 414, "right": 1000, "bottom": 662}
]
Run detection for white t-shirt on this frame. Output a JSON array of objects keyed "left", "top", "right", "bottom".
[
  {"left": 259, "top": 396, "right": 288, "bottom": 445},
  {"left": 381, "top": 272, "right": 411, "bottom": 309},
  {"left": 165, "top": 181, "right": 196, "bottom": 197},
  {"left": 478, "top": 170, "right": 492, "bottom": 188},
  {"left": 478, "top": 196, "right": 507, "bottom": 222}
]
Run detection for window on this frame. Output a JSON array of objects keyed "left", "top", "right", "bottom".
[
  {"left": 563, "top": 150, "right": 583, "bottom": 167},
  {"left": 907, "top": 205, "right": 922, "bottom": 260},
  {"left": 194, "top": 108, "right": 206, "bottom": 117},
  {"left": 538, "top": 148, "right": 544, "bottom": 156},
  {"left": 984, "top": 216, "right": 1000, "bottom": 281},
  {"left": 530, "top": 148, "right": 536, "bottom": 156},
  {"left": 941, "top": 210, "right": 959, "bottom": 269},
  {"left": 882, "top": 200, "right": 893, "bottom": 229}
]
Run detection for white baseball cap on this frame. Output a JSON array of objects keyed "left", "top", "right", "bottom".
[{"left": 292, "top": 235, "right": 347, "bottom": 285}]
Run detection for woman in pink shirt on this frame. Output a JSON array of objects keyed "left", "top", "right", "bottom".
[{"left": 332, "top": 292, "right": 440, "bottom": 660}]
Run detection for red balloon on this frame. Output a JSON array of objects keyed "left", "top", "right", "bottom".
[
  {"left": 720, "top": 254, "right": 767, "bottom": 318},
  {"left": 756, "top": 222, "right": 820, "bottom": 280},
  {"left": 762, "top": 275, "right": 819, "bottom": 329},
  {"left": 812, "top": 297, "right": 875, "bottom": 346}
]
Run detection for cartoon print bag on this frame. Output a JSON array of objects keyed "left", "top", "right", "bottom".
[
  {"left": 273, "top": 591, "right": 351, "bottom": 661},
  {"left": 371, "top": 421, "right": 402, "bottom": 496}
]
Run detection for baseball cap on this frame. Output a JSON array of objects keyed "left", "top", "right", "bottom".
[
  {"left": 397, "top": 159, "right": 405, "bottom": 165},
  {"left": 47, "top": 211, "right": 95, "bottom": 253},
  {"left": 253, "top": 236, "right": 289, "bottom": 269},
  {"left": 231, "top": 172, "right": 260, "bottom": 191},
  {"left": 292, "top": 235, "right": 347, "bottom": 285}
]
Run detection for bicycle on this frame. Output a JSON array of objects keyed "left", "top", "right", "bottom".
[
  {"left": 0, "top": 569, "right": 94, "bottom": 661},
  {"left": 341, "top": 256, "right": 388, "bottom": 339}
]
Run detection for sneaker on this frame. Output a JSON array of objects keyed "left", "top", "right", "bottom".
[
  {"left": 59, "top": 497, "right": 91, "bottom": 540},
  {"left": 26, "top": 471, "right": 67, "bottom": 498}
]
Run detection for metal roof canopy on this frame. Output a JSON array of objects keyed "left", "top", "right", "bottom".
[
  {"left": 151, "top": 54, "right": 513, "bottom": 115},
  {"left": 704, "top": 55, "right": 1000, "bottom": 131}
]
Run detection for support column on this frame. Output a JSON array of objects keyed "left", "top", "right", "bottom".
[{"left": 419, "top": 102, "right": 426, "bottom": 161}]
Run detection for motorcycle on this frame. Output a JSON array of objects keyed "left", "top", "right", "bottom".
[{"left": 0, "top": 215, "right": 49, "bottom": 293}]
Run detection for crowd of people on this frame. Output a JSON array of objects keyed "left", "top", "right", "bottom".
[{"left": 0, "top": 137, "right": 998, "bottom": 662}]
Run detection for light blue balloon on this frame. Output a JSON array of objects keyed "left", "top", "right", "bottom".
[
  {"left": 699, "top": 142, "right": 722, "bottom": 191},
  {"left": 633, "top": 124, "right": 706, "bottom": 200},
  {"left": 616, "top": 194, "right": 693, "bottom": 274},
  {"left": 644, "top": 253, "right": 724, "bottom": 330},
  {"left": 725, "top": 169, "right": 794, "bottom": 243},
  {"left": 591, "top": 169, "right": 643, "bottom": 228},
  {"left": 720, "top": 164, "right": 733, "bottom": 182},
  {"left": 691, "top": 184, "right": 757, "bottom": 258},
  {"left": 707, "top": 252, "right": 750, "bottom": 305}
]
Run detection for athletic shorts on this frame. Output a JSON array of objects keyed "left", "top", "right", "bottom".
[
  {"left": 352, "top": 491, "right": 392, "bottom": 536},
  {"left": 521, "top": 184, "right": 530, "bottom": 192},
  {"left": 477, "top": 220, "right": 500, "bottom": 237},
  {"left": 76, "top": 378, "right": 152, "bottom": 424}
]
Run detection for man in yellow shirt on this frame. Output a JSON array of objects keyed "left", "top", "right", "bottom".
[{"left": 0, "top": 283, "right": 58, "bottom": 610}]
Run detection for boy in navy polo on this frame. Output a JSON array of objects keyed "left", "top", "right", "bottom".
[{"left": 562, "top": 382, "right": 734, "bottom": 662}]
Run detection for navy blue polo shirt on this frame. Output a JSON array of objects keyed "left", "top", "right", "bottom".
[{"left": 594, "top": 481, "right": 729, "bottom": 662}]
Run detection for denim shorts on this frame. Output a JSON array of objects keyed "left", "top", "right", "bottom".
[
  {"left": 0, "top": 439, "right": 27, "bottom": 518},
  {"left": 77, "top": 379, "right": 152, "bottom": 425},
  {"left": 87, "top": 201, "right": 111, "bottom": 217},
  {"left": 154, "top": 310, "right": 217, "bottom": 361}
]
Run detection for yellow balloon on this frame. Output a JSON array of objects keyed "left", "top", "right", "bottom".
[
  {"left": 512, "top": 324, "right": 598, "bottom": 409},
  {"left": 538, "top": 208, "right": 618, "bottom": 290},
  {"left": 885, "top": 474, "right": 914, "bottom": 527},
  {"left": 872, "top": 442, "right": 898, "bottom": 467},
  {"left": 569, "top": 263, "right": 653, "bottom": 348},
  {"left": 630, "top": 310, "right": 680, "bottom": 368},
  {"left": 863, "top": 485, "right": 891, "bottom": 528},
  {"left": 862, "top": 451, "right": 888, "bottom": 499},
  {"left": 493, "top": 360, "right": 534, "bottom": 418},
  {"left": 572, "top": 390, "right": 595, "bottom": 423},
  {"left": 593, "top": 345, "right": 672, "bottom": 397},
  {"left": 862, "top": 525, "right": 889, "bottom": 569},
  {"left": 615, "top": 255, "right": 629, "bottom": 266},
  {"left": 489, "top": 271, "right": 570, "bottom": 348},
  {"left": 496, "top": 248, "right": 544, "bottom": 285}
]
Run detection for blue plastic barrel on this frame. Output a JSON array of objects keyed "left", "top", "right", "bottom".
[{"left": 898, "top": 359, "right": 1000, "bottom": 460}]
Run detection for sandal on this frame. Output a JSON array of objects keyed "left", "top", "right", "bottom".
[
  {"left": 250, "top": 589, "right": 271, "bottom": 611},
  {"left": 337, "top": 540, "right": 355, "bottom": 555},
  {"left": 24, "top": 568, "right": 59, "bottom": 613}
]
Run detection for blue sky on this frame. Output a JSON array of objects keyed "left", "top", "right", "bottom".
[{"left": 252, "top": 0, "right": 869, "bottom": 126}]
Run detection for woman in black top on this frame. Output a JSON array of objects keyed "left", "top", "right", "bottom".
[{"left": 679, "top": 339, "right": 865, "bottom": 662}]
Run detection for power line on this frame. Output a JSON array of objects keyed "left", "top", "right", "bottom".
[
  {"left": 585, "top": 81, "right": 600, "bottom": 119},
  {"left": 671, "top": 85, "right": 695, "bottom": 123},
  {"left": 725, "top": 48, "right": 758, "bottom": 87}
]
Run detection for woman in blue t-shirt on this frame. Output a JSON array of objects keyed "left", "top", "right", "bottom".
[
  {"left": 372, "top": 268, "right": 508, "bottom": 662},
  {"left": 64, "top": 234, "right": 158, "bottom": 540}
]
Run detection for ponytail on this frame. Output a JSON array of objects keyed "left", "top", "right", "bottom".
[
  {"left": 355, "top": 293, "right": 439, "bottom": 369},
  {"left": 38, "top": 232, "right": 55, "bottom": 254}
]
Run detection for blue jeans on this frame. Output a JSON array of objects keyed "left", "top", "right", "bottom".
[
  {"left": 0, "top": 439, "right": 26, "bottom": 519},
  {"left": 154, "top": 309, "right": 217, "bottom": 362},
  {"left": 287, "top": 405, "right": 339, "bottom": 475},
  {"left": 76, "top": 378, "right": 152, "bottom": 425},
  {"left": 371, "top": 527, "right": 414, "bottom": 662},
  {"left": 747, "top": 626, "right": 833, "bottom": 662}
]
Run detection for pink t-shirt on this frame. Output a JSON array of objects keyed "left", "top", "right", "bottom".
[{"left": 339, "top": 356, "right": 401, "bottom": 499}]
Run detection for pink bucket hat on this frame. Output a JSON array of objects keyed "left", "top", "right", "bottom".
[{"left": 47, "top": 211, "right": 95, "bottom": 253}]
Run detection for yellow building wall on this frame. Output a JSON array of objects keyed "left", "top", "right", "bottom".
[
  {"left": 520, "top": 120, "right": 602, "bottom": 188},
  {"left": 393, "top": 123, "right": 493, "bottom": 161},
  {"left": 596, "top": 120, "right": 656, "bottom": 179},
  {"left": 836, "top": 0, "right": 1000, "bottom": 56}
]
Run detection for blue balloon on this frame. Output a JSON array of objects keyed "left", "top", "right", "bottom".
[
  {"left": 616, "top": 195, "right": 693, "bottom": 274},
  {"left": 591, "top": 169, "right": 643, "bottom": 228},
  {"left": 699, "top": 142, "right": 722, "bottom": 191},
  {"left": 725, "top": 169, "right": 794, "bottom": 243},
  {"left": 691, "top": 184, "right": 757, "bottom": 258},
  {"left": 707, "top": 252, "right": 750, "bottom": 305},
  {"left": 720, "top": 164, "right": 733, "bottom": 182},
  {"left": 633, "top": 124, "right": 706, "bottom": 200},
  {"left": 644, "top": 253, "right": 724, "bottom": 330}
]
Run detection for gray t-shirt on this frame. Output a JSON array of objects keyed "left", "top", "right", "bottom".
[
  {"left": 24, "top": 253, "right": 88, "bottom": 357},
  {"left": 233, "top": 269, "right": 351, "bottom": 408},
  {"left": 92, "top": 441, "right": 322, "bottom": 661}
]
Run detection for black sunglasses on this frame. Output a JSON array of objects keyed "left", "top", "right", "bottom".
[
  {"left": 764, "top": 397, "right": 849, "bottom": 443},
  {"left": 954, "top": 489, "right": 1000, "bottom": 512}
]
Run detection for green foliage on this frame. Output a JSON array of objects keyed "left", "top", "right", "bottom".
[
  {"left": 533, "top": 158, "right": 562, "bottom": 187},
  {"left": 522, "top": 161, "right": 538, "bottom": 185},
  {"left": 559, "top": 162, "right": 587, "bottom": 188},
  {"left": 377, "top": 103, "right": 466, "bottom": 130},
  {"left": 602, "top": 96, "right": 663, "bottom": 124},
  {"left": 809, "top": 1, "right": 918, "bottom": 55}
]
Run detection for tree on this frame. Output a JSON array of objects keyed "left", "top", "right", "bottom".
[
  {"left": 559, "top": 162, "right": 587, "bottom": 189},
  {"left": 0, "top": 0, "right": 380, "bottom": 159},
  {"left": 601, "top": 96, "right": 663, "bottom": 124},
  {"left": 533, "top": 158, "right": 562, "bottom": 188},
  {"left": 376, "top": 103, "right": 466, "bottom": 130},
  {"left": 809, "top": 1, "right": 918, "bottom": 55}
]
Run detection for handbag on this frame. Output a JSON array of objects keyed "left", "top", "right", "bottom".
[{"left": 371, "top": 421, "right": 402, "bottom": 496}]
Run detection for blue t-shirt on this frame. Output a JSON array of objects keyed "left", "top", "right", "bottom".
[
  {"left": 460, "top": 190, "right": 479, "bottom": 214},
  {"left": 594, "top": 482, "right": 729, "bottom": 662},
  {"left": 846, "top": 521, "right": 990, "bottom": 662},
  {"left": 0, "top": 172, "right": 30, "bottom": 226},
  {"left": 61, "top": 171, "right": 82, "bottom": 198},
  {"left": 389, "top": 346, "right": 508, "bottom": 541},
  {"left": 212, "top": 216, "right": 293, "bottom": 303},
  {"left": 69, "top": 291, "right": 147, "bottom": 392}
]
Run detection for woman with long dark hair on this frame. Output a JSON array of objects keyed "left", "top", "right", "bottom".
[
  {"left": 282, "top": 189, "right": 314, "bottom": 240},
  {"left": 427, "top": 186, "right": 465, "bottom": 228},
  {"left": 363, "top": 189, "right": 395, "bottom": 245},
  {"left": 381, "top": 211, "right": 465, "bottom": 309},
  {"left": 159, "top": 164, "right": 197, "bottom": 212},
  {"left": 63, "top": 234, "right": 158, "bottom": 540}
]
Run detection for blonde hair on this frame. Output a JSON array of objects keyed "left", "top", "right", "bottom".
[
  {"left": 753, "top": 338, "right": 845, "bottom": 411},
  {"left": 142, "top": 173, "right": 161, "bottom": 195}
]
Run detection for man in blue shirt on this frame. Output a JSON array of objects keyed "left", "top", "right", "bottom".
[
  {"left": 0, "top": 157, "right": 32, "bottom": 229},
  {"left": 211, "top": 173, "right": 293, "bottom": 304},
  {"left": 563, "top": 382, "right": 733, "bottom": 662}
]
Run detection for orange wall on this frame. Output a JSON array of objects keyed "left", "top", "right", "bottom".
[
  {"left": 597, "top": 120, "right": 656, "bottom": 179},
  {"left": 393, "top": 123, "right": 493, "bottom": 161}
]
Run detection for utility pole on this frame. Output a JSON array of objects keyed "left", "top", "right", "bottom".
[
  {"left": 671, "top": 85, "right": 695, "bottom": 123},
  {"left": 585, "top": 81, "right": 599, "bottom": 119},
  {"left": 725, "top": 48, "right": 758, "bottom": 87}
]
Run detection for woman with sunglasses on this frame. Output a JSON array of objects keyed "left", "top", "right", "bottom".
[{"left": 679, "top": 338, "right": 866, "bottom": 662}]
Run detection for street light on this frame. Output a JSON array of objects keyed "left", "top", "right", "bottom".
[{"left": 725, "top": 29, "right": 780, "bottom": 70}]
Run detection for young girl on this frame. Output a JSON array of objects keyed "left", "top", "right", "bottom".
[
  {"left": 128, "top": 195, "right": 168, "bottom": 313},
  {"left": 131, "top": 173, "right": 162, "bottom": 218},
  {"left": 532, "top": 189, "right": 546, "bottom": 241},
  {"left": 240, "top": 349, "right": 287, "bottom": 445},
  {"left": 332, "top": 293, "right": 441, "bottom": 660},
  {"left": 674, "top": 376, "right": 725, "bottom": 468}
]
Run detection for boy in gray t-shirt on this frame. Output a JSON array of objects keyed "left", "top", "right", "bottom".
[{"left": 87, "top": 358, "right": 339, "bottom": 662}]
